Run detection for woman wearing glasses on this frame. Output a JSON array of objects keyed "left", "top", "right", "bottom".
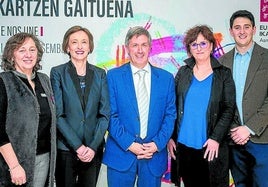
[{"left": 168, "top": 25, "right": 236, "bottom": 187}]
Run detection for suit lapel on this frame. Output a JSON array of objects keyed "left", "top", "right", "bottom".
[
  {"left": 244, "top": 44, "right": 263, "bottom": 93},
  {"left": 148, "top": 66, "right": 158, "bottom": 122},
  {"left": 224, "top": 49, "right": 235, "bottom": 73},
  {"left": 84, "top": 63, "right": 94, "bottom": 106},
  {"left": 68, "top": 62, "right": 83, "bottom": 106},
  {"left": 123, "top": 64, "right": 139, "bottom": 115}
]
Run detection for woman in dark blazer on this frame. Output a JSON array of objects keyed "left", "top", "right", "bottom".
[{"left": 50, "top": 26, "right": 110, "bottom": 187}]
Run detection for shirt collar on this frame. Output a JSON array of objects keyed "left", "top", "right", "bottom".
[
  {"left": 130, "top": 63, "right": 150, "bottom": 75},
  {"left": 234, "top": 42, "right": 254, "bottom": 57}
]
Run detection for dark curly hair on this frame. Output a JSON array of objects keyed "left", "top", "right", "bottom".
[{"left": 183, "top": 25, "right": 216, "bottom": 56}]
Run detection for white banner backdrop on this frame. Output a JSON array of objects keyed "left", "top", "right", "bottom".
[
  {"left": 1, "top": 0, "right": 267, "bottom": 75},
  {"left": 1, "top": 0, "right": 267, "bottom": 186}
]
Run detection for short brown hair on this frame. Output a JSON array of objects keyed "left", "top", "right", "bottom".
[
  {"left": 184, "top": 25, "right": 216, "bottom": 56},
  {"left": 62, "top": 26, "right": 94, "bottom": 58}
]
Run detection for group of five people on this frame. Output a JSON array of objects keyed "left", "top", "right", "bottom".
[{"left": 0, "top": 9, "right": 267, "bottom": 187}]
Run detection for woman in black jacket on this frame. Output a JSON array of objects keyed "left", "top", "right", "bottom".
[{"left": 168, "top": 25, "right": 236, "bottom": 187}]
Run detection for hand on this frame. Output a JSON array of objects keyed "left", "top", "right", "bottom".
[
  {"left": 203, "top": 139, "right": 219, "bottom": 161},
  {"left": 76, "top": 145, "right": 88, "bottom": 156},
  {"left": 76, "top": 145, "right": 95, "bottom": 162},
  {"left": 230, "top": 126, "right": 250, "bottom": 145},
  {"left": 78, "top": 147, "right": 95, "bottom": 162},
  {"left": 10, "top": 164, "right": 26, "bottom": 186},
  {"left": 137, "top": 142, "right": 158, "bottom": 159},
  {"left": 128, "top": 142, "right": 145, "bottom": 156},
  {"left": 167, "top": 139, "right": 176, "bottom": 160}
]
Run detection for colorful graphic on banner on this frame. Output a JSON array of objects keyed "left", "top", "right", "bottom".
[{"left": 95, "top": 14, "right": 233, "bottom": 76}]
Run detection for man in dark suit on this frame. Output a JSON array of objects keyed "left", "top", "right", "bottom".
[
  {"left": 102, "top": 26, "right": 176, "bottom": 187},
  {"left": 219, "top": 10, "right": 268, "bottom": 187}
]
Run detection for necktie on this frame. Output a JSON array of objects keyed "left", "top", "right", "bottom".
[{"left": 136, "top": 69, "right": 149, "bottom": 139}]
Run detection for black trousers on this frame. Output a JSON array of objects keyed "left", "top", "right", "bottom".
[
  {"left": 177, "top": 143, "right": 210, "bottom": 187},
  {"left": 55, "top": 149, "right": 102, "bottom": 187}
]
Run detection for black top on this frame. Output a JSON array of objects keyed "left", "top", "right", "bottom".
[{"left": 0, "top": 74, "right": 51, "bottom": 155}]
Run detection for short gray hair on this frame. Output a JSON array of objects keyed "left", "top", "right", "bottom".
[{"left": 124, "top": 26, "right": 152, "bottom": 46}]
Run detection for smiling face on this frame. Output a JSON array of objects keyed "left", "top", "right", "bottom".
[
  {"left": 230, "top": 17, "right": 256, "bottom": 52},
  {"left": 126, "top": 34, "right": 151, "bottom": 69},
  {"left": 67, "top": 30, "right": 91, "bottom": 63},
  {"left": 13, "top": 37, "right": 38, "bottom": 74},
  {"left": 190, "top": 33, "right": 213, "bottom": 63}
]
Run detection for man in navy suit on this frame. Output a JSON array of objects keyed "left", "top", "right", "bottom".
[{"left": 102, "top": 26, "right": 176, "bottom": 187}]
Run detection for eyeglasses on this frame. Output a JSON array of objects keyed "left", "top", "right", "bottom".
[{"left": 190, "top": 41, "right": 209, "bottom": 50}]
